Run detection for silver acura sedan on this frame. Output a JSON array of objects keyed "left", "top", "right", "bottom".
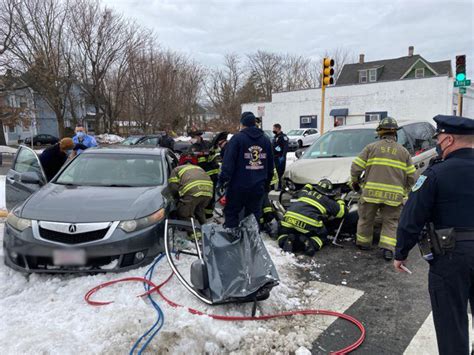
[{"left": 3, "top": 146, "right": 178, "bottom": 273}]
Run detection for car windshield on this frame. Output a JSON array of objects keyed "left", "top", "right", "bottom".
[
  {"left": 122, "top": 136, "right": 142, "bottom": 145},
  {"left": 55, "top": 153, "right": 164, "bottom": 187},
  {"left": 303, "top": 129, "right": 378, "bottom": 159},
  {"left": 287, "top": 129, "right": 304, "bottom": 136}
]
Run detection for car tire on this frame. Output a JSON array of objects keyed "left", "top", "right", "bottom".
[{"left": 298, "top": 140, "right": 303, "bottom": 148}]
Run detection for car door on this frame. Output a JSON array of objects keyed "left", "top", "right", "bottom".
[
  {"left": 305, "top": 129, "right": 319, "bottom": 146},
  {"left": 6, "top": 146, "right": 47, "bottom": 210},
  {"left": 403, "top": 123, "right": 437, "bottom": 174},
  {"left": 163, "top": 151, "right": 179, "bottom": 210}
]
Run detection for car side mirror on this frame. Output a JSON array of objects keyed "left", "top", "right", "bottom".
[
  {"left": 20, "top": 171, "right": 43, "bottom": 185},
  {"left": 295, "top": 149, "right": 303, "bottom": 159}
]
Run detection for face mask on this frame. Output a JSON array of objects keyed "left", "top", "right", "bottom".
[
  {"left": 435, "top": 136, "right": 449, "bottom": 157},
  {"left": 272, "top": 130, "right": 278, "bottom": 135},
  {"left": 76, "top": 131, "right": 85, "bottom": 138}
]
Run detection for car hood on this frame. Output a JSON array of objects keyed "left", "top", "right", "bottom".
[
  {"left": 284, "top": 156, "right": 354, "bottom": 184},
  {"left": 20, "top": 184, "right": 166, "bottom": 223}
]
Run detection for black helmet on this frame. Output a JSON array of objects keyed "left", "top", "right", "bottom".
[
  {"left": 376, "top": 117, "right": 399, "bottom": 134},
  {"left": 314, "top": 178, "right": 336, "bottom": 196},
  {"left": 211, "top": 131, "right": 228, "bottom": 148}
]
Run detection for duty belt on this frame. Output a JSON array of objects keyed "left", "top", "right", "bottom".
[{"left": 453, "top": 229, "right": 474, "bottom": 242}]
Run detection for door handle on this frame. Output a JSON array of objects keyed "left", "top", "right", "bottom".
[{"left": 6, "top": 176, "right": 15, "bottom": 182}]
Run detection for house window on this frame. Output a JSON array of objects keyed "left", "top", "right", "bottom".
[
  {"left": 366, "top": 114, "right": 380, "bottom": 122},
  {"left": 415, "top": 68, "right": 425, "bottom": 78},
  {"left": 334, "top": 116, "right": 346, "bottom": 127},
  {"left": 359, "top": 70, "right": 368, "bottom": 83},
  {"left": 8, "top": 125, "right": 15, "bottom": 133},
  {"left": 369, "top": 69, "right": 377, "bottom": 82}
]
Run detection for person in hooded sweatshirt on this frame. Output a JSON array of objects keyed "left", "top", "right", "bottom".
[{"left": 218, "top": 112, "right": 274, "bottom": 229}]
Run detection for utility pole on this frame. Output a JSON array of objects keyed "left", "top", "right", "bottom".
[{"left": 321, "top": 58, "right": 334, "bottom": 134}]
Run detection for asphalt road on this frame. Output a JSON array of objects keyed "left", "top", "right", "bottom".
[{"left": 305, "top": 238, "right": 431, "bottom": 354}]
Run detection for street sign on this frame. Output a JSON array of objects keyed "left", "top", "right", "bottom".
[
  {"left": 454, "top": 79, "right": 471, "bottom": 87},
  {"left": 459, "top": 87, "right": 466, "bottom": 94}
]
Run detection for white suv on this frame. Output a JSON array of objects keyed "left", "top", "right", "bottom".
[{"left": 287, "top": 128, "right": 320, "bottom": 148}]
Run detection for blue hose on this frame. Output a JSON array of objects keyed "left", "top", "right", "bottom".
[{"left": 129, "top": 253, "right": 166, "bottom": 355}]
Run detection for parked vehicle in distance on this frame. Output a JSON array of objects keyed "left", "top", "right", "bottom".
[
  {"left": 286, "top": 128, "right": 320, "bottom": 148},
  {"left": 4, "top": 146, "right": 178, "bottom": 273},
  {"left": 121, "top": 134, "right": 191, "bottom": 154},
  {"left": 24, "top": 134, "right": 59, "bottom": 146}
]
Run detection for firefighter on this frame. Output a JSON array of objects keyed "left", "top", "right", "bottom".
[
  {"left": 277, "top": 179, "right": 347, "bottom": 256},
  {"left": 210, "top": 131, "right": 229, "bottom": 160},
  {"left": 168, "top": 153, "right": 214, "bottom": 225},
  {"left": 350, "top": 117, "right": 416, "bottom": 260},
  {"left": 189, "top": 131, "right": 220, "bottom": 219}
]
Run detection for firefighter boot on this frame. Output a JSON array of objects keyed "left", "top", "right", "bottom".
[
  {"left": 381, "top": 248, "right": 394, "bottom": 261},
  {"left": 303, "top": 238, "right": 318, "bottom": 257}
]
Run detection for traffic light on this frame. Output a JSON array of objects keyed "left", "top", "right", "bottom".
[
  {"left": 455, "top": 55, "right": 466, "bottom": 81},
  {"left": 322, "top": 58, "right": 335, "bottom": 87}
]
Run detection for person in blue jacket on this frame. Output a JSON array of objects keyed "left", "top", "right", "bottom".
[
  {"left": 72, "top": 124, "right": 97, "bottom": 154},
  {"left": 218, "top": 112, "right": 274, "bottom": 229}
]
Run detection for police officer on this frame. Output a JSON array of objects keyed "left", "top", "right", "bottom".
[
  {"left": 218, "top": 112, "right": 274, "bottom": 229},
  {"left": 272, "top": 123, "right": 289, "bottom": 189},
  {"left": 277, "top": 179, "right": 347, "bottom": 256},
  {"left": 350, "top": 117, "right": 416, "bottom": 260},
  {"left": 394, "top": 115, "right": 474, "bottom": 355}
]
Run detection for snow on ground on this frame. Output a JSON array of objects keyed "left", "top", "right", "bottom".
[
  {"left": 0, "top": 224, "right": 364, "bottom": 354},
  {"left": 0, "top": 145, "right": 18, "bottom": 154}
]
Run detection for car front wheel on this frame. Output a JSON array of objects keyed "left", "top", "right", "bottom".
[{"left": 298, "top": 140, "right": 303, "bottom": 148}]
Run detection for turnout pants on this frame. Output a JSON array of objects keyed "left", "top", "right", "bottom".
[
  {"left": 428, "top": 242, "right": 474, "bottom": 355},
  {"left": 224, "top": 186, "right": 265, "bottom": 229},
  {"left": 356, "top": 200, "right": 401, "bottom": 251},
  {"left": 177, "top": 195, "right": 211, "bottom": 225},
  {"left": 277, "top": 223, "right": 328, "bottom": 255},
  {"left": 205, "top": 175, "right": 218, "bottom": 219}
]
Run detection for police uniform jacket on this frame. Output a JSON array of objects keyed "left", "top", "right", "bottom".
[
  {"left": 351, "top": 136, "right": 416, "bottom": 206},
  {"left": 273, "top": 132, "right": 289, "bottom": 159},
  {"left": 396, "top": 148, "right": 474, "bottom": 260}
]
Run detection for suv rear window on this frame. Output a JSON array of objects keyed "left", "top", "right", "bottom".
[{"left": 404, "top": 123, "right": 436, "bottom": 154}]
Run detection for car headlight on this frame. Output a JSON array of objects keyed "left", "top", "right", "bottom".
[
  {"left": 119, "top": 208, "right": 165, "bottom": 233},
  {"left": 7, "top": 212, "right": 32, "bottom": 231}
]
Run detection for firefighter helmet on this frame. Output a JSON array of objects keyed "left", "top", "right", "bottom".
[
  {"left": 211, "top": 131, "right": 229, "bottom": 149},
  {"left": 314, "top": 178, "right": 336, "bottom": 197},
  {"left": 376, "top": 117, "right": 399, "bottom": 135}
]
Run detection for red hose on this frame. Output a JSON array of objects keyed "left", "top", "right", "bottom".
[{"left": 85, "top": 272, "right": 365, "bottom": 354}]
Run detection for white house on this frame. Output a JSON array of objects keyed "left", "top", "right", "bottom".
[{"left": 242, "top": 47, "right": 455, "bottom": 132}]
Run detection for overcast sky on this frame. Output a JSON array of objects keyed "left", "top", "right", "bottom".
[{"left": 103, "top": 0, "right": 474, "bottom": 75}]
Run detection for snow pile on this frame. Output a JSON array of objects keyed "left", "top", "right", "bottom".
[
  {"left": 95, "top": 134, "right": 125, "bottom": 144},
  {"left": 0, "top": 224, "right": 363, "bottom": 354},
  {"left": 175, "top": 136, "right": 191, "bottom": 142},
  {"left": 0, "top": 145, "right": 18, "bottom": 154}
]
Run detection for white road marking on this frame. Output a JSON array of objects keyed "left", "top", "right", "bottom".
[{"left": 405, "top": 312, "right": 473, "bottom": 355}]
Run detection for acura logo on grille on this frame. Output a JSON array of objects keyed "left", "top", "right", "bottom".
[{"left": 68, "top": 224, "right": 77, "bottom": 233}]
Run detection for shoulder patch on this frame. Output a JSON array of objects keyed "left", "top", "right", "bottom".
[
  {"left": 412, "top": 175, "right": 427, "bottom": 192},
  {"left": 283, "top": 136, "right": 289, "bottom": 141}
]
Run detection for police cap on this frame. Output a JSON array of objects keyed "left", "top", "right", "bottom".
[{"left": 433, "top": 115, "right": 474, "bottom": 137}]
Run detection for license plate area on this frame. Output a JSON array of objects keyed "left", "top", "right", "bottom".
[{"left": 53, "top": 249, "right": 86, "bottom": 266}]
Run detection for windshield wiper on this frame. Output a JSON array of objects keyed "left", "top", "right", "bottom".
[
  {"left": 317, "top": 154, "right": 345, "bottom": 158},
  {"left": 55, "top": 182, "right": 78, "bottom": 186},
  {"left": 103, "top": 184, "right": 135, "bottom": 187}
]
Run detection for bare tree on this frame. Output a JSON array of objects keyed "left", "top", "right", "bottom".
[
  {"left": 6, "top": 0, "right": 75, "bottom": 137},
  {"left": 206, "top": 54, "right": 245, "bottom": 131},
  {"left": 0, "top": 0, "right": 19, "bottom": 57},
  {"left": 246, "top": 50, "right": 284, "bottom": 100},
  {"left": 70, "top": 0, "right": 143, "bottom": 132}
]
